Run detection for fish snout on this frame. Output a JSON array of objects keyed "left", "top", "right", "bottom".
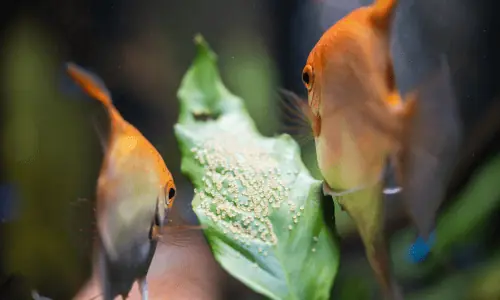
[{"left": 153, "top": 205, "right": 170, "bottom": 239}]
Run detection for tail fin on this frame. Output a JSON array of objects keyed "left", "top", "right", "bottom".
[
  {"left": 65, "top": 62, "right": 112, "bottom": 107},
  {"left": 398, "top": 90, "right": 436, "bottom": 264},
  {"left": 370, "top": 0, "right": 398, "bottom": 29},
  {"left": 407, "top": 230, "right": 436, "bottom": 263}
]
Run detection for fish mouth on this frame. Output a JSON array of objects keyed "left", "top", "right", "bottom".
[{"left": 151, "top": 207, "right": 170, "bottom": 239}]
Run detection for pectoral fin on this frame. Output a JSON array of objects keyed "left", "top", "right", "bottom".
[{"left": 91, "top": 113, "right": 108, "bottom": 153}]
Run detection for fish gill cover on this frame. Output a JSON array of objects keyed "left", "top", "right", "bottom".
[{"left": 173, "top": 34, "right": 339, "bottom": 300}]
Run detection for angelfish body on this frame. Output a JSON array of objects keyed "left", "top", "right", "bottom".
[
  {"left": 301, "top": 0, "right": 411, "bottom": 299},
  {"left": 302, "top": 0, "right": 408, "bottom": 191},
  {"left": 66, "top": 63, "right": 177, "bottom": 300}
]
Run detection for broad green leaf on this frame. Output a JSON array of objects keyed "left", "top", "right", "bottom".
[{"left": 174, "top": 34, "right": 339, "bottom": 300}]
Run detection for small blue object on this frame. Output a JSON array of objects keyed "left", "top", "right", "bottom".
[
  {"left": 407, "top": 230, "right": 436, "bottom": 263},
  {"left": 0, "top": 184, "right": 20, "bottom": 223}
]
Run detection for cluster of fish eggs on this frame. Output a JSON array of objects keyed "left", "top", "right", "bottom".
[{"left": 192, "top": 132, "right": 304, "bottom": 247}]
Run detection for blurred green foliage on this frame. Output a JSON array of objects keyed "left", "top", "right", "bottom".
[
  {"left": 1, "top": 19, "right": 99, "bottom": 298},
  {"left": 219, "top": 33, "right": 279, "bottom": 137}
]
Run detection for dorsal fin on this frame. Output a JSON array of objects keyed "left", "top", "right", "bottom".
[
  {"left": 65, "top": 62, "right": 112, "bottom": 108},
  {"left": 370, "top": 0, "right": 398, "bottom": 29},
  {"left": 65, "top": 62, "right": 126, "bottom": 152}
]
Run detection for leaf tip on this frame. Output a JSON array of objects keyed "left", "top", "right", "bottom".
[
  {"left": 193, "top": 33, "right": 217, "bottom": 61},
  {"left": 193, "top": 33, "right": 205, "bottom": 45}
]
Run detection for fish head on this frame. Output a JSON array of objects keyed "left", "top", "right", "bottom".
[
  {"left": 302, "top": 7, "right": 397, "bottom": 119},
  {"left": 153, "top": 173, "right": 176, "bottom": 237},
  {"left": 301, "top": 6, "right": 402, "bottom": 190},
  {"left": 301, "top": 43, "right": 323, "bottom": 138}
]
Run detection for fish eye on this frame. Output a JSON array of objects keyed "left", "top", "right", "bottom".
[
  {"left": 302, "top": 72, "right": 310, "bottom": 85},
  {"left": 302, "top": 65, "right": 313, "bottom": 90},
  {"left": 168, "top": 188, "right": 176, "bottom": 200}
]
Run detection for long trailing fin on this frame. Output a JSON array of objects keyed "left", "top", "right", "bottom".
[{"left": 155, "top": 224, "right": 207, "bottom": 248}]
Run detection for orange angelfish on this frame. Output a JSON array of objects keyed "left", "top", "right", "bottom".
[
  {"left": 299, "top": 0, "right": 414, "bottom": 298},
  {"left": 302, "top": 0, "right": 412, "bottom": 191},
  {"left": 66, "top": 62, "right": 177, "bottom": 300}
]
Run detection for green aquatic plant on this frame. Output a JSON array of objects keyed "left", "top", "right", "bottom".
[{"left": 174, "top": 35, "right": 339, "bottom": 300}]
